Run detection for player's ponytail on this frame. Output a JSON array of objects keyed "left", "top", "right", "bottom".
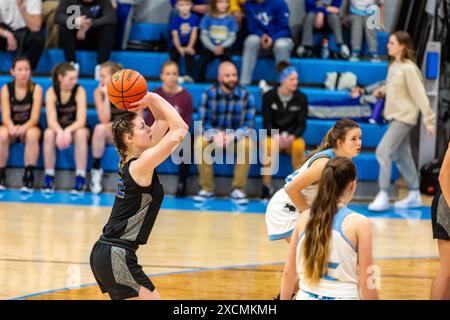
[
  {"left": 112, "top": 112, "right": 138, "bottom": 171},
  {"left": 51, "top": 62, "right": 76, "bottom": 87},
  {"left": 300, "top": 119, "right": 360, "bottom": 166},
  {"left": 302, "top": 157, "right": 357, "bottom": 285}
]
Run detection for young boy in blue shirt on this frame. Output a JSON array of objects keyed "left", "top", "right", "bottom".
[{"left": 169, "top": 0, "right": 200, "bottom": 81}]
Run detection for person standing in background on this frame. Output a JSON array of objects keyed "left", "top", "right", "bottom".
[{"left": 368, "top": 31, "right": 436, "bottom": 212}]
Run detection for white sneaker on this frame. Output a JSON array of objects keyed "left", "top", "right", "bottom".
[
  {"left": 230, "top": 188, "right": 249, "bottom": 205},
  {"left": 394, "top": 190, "right": 422, "bottom": 209},
  {"left": 339, "top": 44, "right": 350, "bottom": 59},
  {"left": 193, "top": 190, "right": 215, "bottom": 202},
  {"left": 368, "top": 190, "right": 390, "bottom": 212},
  {"left": 90, "top": 169, "right": 103, "bottom": 194}
]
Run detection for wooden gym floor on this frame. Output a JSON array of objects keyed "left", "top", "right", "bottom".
[{"left": 0, "top": 189, "right": 438, "bottom": 300}]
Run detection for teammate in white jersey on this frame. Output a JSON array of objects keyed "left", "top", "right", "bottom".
[
  {"left": 265, "top": 119, "right": 362, "bottom": 243},
  {"left": 280, "top": 157, "right": 378, "bottom": 300}
]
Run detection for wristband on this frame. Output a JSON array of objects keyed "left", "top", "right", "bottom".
[{"left": 2, "top": 30, "right": 10, "bottom": 38}]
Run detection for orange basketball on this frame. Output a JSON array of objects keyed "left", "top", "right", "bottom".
[{"left": 107, "top": 69, "right": 148, "bottom": 110}]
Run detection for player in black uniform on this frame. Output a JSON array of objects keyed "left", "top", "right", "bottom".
[
  {"left": 42, "top": 62, "right": 89, "bottom": 194},
  {"left": 90, "top": 92, "right": 188, "bottom": 300},
  {"left": 0, "top": 57, "right": 43, "bottom": 192},
  {"left": 431, "top": 141, "right": 450, "bottom": 299}
]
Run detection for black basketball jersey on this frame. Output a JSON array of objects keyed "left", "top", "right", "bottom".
[
  {"left": 54, "top": 84, "right": 79, "bottom": 128},
  {"left": 7, "top": 81, "right": 35, "bottom": 125},
  {"left": 101, "top": 158, "right": 164, "bottom": 247}
]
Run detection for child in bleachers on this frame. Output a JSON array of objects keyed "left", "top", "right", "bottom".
[
  {"left": 42, "top": 62, "right": 89, "bottom": 195},
  {"left": 170, "top": 0, "right": 210, "bottom": 15},
  {"left": 347, "top": 0, "right": 384, "bottom": 62},
  {"left": 90, "top": 61, "right": 126, "bottom": 194},
  {"left": 197, "top": 0, "right": 237, "bottom": 82},
  {"left": 144, "top": 61, "right": 194, "bottom": 197},
  {"left": 297, "top": 0, "right": 350, "bottom": 60},
  {"left": 169, "top": 0, "right": 200, "bottom": 83},
  {"left": 0, "top": 57, "right": 43, "bottom": 192}
]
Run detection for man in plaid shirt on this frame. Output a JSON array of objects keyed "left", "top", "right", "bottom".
[{"left": 194, "top": 61, "right": 256, "bottom": 204}]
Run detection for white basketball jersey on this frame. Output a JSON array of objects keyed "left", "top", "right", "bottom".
[
  {"left": 296, "top": 207, "right": 359, "bottom": 299},
  {"left": 284, "top": 148, "right": 336, "bottom": 206}
]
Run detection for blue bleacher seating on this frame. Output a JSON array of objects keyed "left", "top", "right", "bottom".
[
  {"left": 0, "top": 49, "right": 388, "bottom": 85},
  {"left": 0, "top": 30, "right": 398, "bottom": 183}
]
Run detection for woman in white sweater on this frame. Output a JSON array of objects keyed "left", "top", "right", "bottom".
[{"left": 368, "top": 31, "right": 436, "bottom": 211}]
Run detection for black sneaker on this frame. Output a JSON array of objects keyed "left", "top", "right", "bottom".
[
  {"left": 261, "top": 185, "right": 274, "bottom": 200},
  {"left": 175, "top": 180, "right": 187, "bottom": 198},
  {"left": 0, "top": 171, "right": 5, "bottom": 191},
  {"left": 20, "top": 168, "right": 34, "bottom": 193}
]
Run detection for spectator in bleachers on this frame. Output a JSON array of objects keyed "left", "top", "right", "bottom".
[
  {"left": 144, "top": 61, "right": 193, "bottom": 197},
  {"left": 240, "top": 0, "right": 294, "bottom": 86},
  {"left": 368, "top": 31, "right": 436, "bottom": 212},
  {"left": 0, "top": 57, "right": 43, "bottom": 192},
  {"left": 297, "top": 0, "right": 350, "bottom": 60},
  {"left": 261, "top": 61, "right": 308, "bottom": 200},
  {"left": 170, "top": 0, "right": 210, "bottom": 16},
  {"left": 346, "top": 0, "right": 384, "bottom": 62},
  {"left": 194, "top": 61, "right": 255, "bottom": 204},
  {"left": 90, "top": 61, "right": 126, "bottom": 194},
  {"left": 169, "top": 0, "right": 199, "bottom": 83},
  {"left": 197, "top": 0, "right": 237, "bottom": 83},
  {"left": 42, "top": 62, "right": 89, "bottom": 194},
  {"left": 55, "top": 0, "right": 117, "bottom": 78},
  {"left": 111, "top": 0, "right": 143, "bottom": 50},
  {"left": 0, "top": 0, "right": 44, "bottom": 70},
  {"left": 229, "top": 0, "right": 246, "bottom": 53},
  {"left": 230, "top": 0, "right": 245, "bottom": 26},
  {"left": 42, "top": 0, "right": 60, "bottom": 48}
]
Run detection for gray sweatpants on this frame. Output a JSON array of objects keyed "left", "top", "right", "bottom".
[
  {"left": 375, "top": 120, "right": 420, "bottom": 192},
  {"left": 240, "top": 35, "right": 294, "bottom": 86},
  {"left": 349, "top": 14, "right": 377, "bottom": 53},
  {"left": 301, "top": 12, "right": 344, "bottom": 47}
]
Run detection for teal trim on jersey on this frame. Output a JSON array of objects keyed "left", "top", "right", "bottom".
[
  {"left": 333, "top": 206, "right": 358, "bottom": 252},
  {"left": 269, "top": 229, "right": 294, "bottom": 241},
  {"left": 284, "top": 148, "right": 336, "bottom": 187},
  {"left": 300, "top": 290, "right": 337, "bottom": 300}
]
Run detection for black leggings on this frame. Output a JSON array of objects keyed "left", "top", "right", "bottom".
[{"left": 59, "top": 24, "right": 116, "bottom": 64}]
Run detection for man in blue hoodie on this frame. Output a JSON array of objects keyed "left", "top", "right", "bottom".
[
  {"left": 240, "top": 0, "right": 294, "bottom": 86},
  {"left": 297, "top": 0, "right": 350, "bottom": 59}
]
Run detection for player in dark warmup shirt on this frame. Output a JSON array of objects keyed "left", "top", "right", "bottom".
[{"left": 90, "top": 92, "right": 189, "bottom": 300}]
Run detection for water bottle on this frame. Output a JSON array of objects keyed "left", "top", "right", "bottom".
[
  {"left": 369, "top": 99, "right": 385, "bottom": 124},
  {"left": 321, "top": 38, "right": 330, "bottom": 60}
]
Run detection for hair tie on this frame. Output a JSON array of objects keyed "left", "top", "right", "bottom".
[{"left": 279, "top": 66, "right": 298, "bottom": 84}]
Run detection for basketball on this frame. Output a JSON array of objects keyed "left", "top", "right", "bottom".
[{"left": 107, "top": 69, "right": 148, "bottom": 110}]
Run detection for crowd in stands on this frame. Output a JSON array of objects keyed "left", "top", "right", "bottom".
[{"left": 0, "top": 1, "right": 438, "bottom": 211}]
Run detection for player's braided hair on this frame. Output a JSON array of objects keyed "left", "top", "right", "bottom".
[{"left": 112, "top": 112, "right": 138, "bottom": 171}]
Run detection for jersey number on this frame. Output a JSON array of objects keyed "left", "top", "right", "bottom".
[{"left": 116, "top": 177, "right": 125, "bottom": 198}]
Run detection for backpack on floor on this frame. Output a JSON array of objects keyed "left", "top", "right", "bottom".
[{"left": 420, "top": 158, "right": 443, "bottom": 195}]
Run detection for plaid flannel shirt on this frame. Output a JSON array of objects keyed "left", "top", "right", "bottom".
[{"left": 199, "top": 84, "right": 256, "bottom": 140}]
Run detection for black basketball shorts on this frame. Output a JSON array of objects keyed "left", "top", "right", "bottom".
[
  {"left": 431, "top": 190, "right": 450, "bottom": 241},
  {"left": 89, "top": 241, "right": 155, "bottom": 300}
]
